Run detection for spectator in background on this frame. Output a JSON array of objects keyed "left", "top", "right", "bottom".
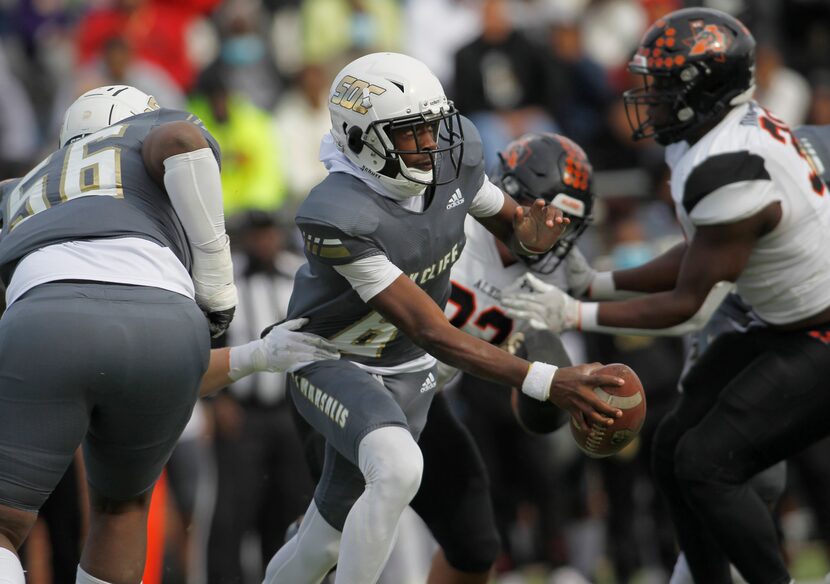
[
  {"left": 273, "top": 63, "right": 331, "bottom": 211},
  {"left": 189, "top": 66, "right": 287, "bottom": 217},
  {"left": 403, "top": 0, "right": 479, "bottom": 90},
  {"left": 0, "top": 45, "right": 38, "bottom": 180},
  {"left": 164, "top": 402, "right": 212, "bottom": 584},
  {"left": 542, "top": 13, "right": 613, "bottom": 147},
  {"left": 583, "top": 72, "right": 666, "bottom": 202},
  {"left": 214, "top": 0, "right": 283, "bottom": 111},
  {"left": 301, "top": 0, "right": 402, "bottom": 65},
  {"left": 453, "top": 0, "right": 555, "bottom": 169},
  {"left": 207, "top": 211, "right": 313, "bottom": 583},
  {"left": 5, "top": 0, "right": 80, "bottom": 141},
  {"left": 806, "top": 71, "right": 830, "bottom": 126},
  {"left": 754, "top": 43, "right": 811, "bottom": 128},
  {"left": 75, "top": 0, "right": 221, "bottom": 92},
  {"left": 76, "top": 37, "right": 186, "bottom": 110}
]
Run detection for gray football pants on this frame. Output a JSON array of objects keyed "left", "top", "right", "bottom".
[{"left": 0, "top": 282, "right": 209, "bottom": 511}]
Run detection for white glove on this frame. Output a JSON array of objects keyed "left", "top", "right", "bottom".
[
  {"left": 501, "top": 273, "right": 582, "bottom": 333},
  {"left": 564, "top": 247, "right": 596, "bottom": 298},
  {"left": 228, "top": 318, "right": 340, "bottom": 381}
]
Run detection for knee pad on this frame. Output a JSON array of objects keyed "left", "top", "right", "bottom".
[{"left": 359, "top": 426, "right": 424, "bottom": 504}]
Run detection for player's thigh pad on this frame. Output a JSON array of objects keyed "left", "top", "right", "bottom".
[
  {"left": 289, "top": 361, "right": 437, "bottom": 528},
  {"left": 677, "top": 328, "right": 830, "bottom": 484},
  {"left": 0, "top": 282, "right": 209, "bottom": 510},
  {"left": 288, "top": 361, "right": 436, "bottom": 463}
]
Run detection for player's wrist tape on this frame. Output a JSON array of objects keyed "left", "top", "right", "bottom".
[
  {"left": 588, "top": 271, "right": 616, "bottom": 300},
  {"left": 521, "top": 361, "right": 558, "bottom": 401},
  {"left": 228, "top": 339, "right": 264, "bottom": 381},
  {"left": 518, "top": 240, "right": 552, "bottom": 255},
  {"left": 192, "top": 242, "right": 237, "bottom": 311}
]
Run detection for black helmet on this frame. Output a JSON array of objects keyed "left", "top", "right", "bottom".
[
  {"left": 623, "top": 7, "right": 756, "bottom": 145},
  {"left": 495, "top": 133, "right": 595, "bottom": 274}
]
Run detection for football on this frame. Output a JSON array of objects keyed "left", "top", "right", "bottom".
[{"left": 570, "top": 363, "right": 646, "bottom": 458}]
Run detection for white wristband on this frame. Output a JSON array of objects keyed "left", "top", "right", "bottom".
[
  {"left": 521, "top": 361, "right": 558, "bottom": 402},
  {"left": 589, "top": 271, "right": 616, "bottom": 299},
  {"left": 579, "top": 302, "right": 599, "bottom": 331},
  {"left": 228, "top": 339, "right": 264, "bottom": 381}
]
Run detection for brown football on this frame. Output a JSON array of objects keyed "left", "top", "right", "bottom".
[{"left": 570, "top": 363, "right": 646, "bottom": 458}]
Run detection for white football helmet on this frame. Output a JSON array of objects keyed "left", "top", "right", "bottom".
[
  {"left": 328, "top": 53, "right": 464, "bottom": 196},
  {"left": 59, "top": 85, "right": 160, "bottom": 148}
]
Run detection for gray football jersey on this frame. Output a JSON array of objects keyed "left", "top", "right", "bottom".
[
  {"left": 0, "top": 108, "right": 220, "bottom": 287},
  {"left": 286, "top": 116, "right": 486, "bottom": 367}
]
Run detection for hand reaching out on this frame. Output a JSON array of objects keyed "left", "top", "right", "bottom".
[
  {"left": 501, "top": 273, "right": 582, "bottom": 332},
  {"left": 513, "top": 199, "right": 569, "bottom": 253}
]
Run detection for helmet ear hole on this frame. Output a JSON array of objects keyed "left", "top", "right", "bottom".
[{"left": 347, "top": 126, "right": 364, "bottom": 154}]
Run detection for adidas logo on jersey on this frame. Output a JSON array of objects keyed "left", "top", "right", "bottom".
[
  {"left": 420, "top": 372, "right": 437, "bottom": 393},
  {"left": 446, "top": 189, "right": 465, "bottom": 210}
]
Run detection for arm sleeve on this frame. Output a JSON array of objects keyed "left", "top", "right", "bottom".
[
  {"left": 163, "top": 147, "right": 236, "bottom": 311},
  {"left": 583, "top": 281, "right": 734, "bottom": 336},
  {"left": 334, "top": 255, "right": 403, "bottom": 302},
  {"left": 468, "top": 175, "right": 505, "bottom": 218}
]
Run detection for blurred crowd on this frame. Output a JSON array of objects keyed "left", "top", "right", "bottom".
[{"left": 3, "top": 0, "right": 830, "bottom": 583}]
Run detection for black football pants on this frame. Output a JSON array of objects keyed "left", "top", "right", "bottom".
[{"left": 652, "top": 325, "right": 830, "bottom": 584}]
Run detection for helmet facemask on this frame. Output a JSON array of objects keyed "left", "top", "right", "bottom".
[
  {"left": 623, "top": 69, "right": 698, "bottom": 144},
  {"left": 362, "top": 108, "right": 464, "bottom": 187}
]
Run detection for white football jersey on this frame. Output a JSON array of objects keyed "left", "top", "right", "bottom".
[
  {"left": 665, "top": 101, "right": 830, "bottom": 325},
  {"left": 444, "top": 216, "right": 570, "bottom": 343}
]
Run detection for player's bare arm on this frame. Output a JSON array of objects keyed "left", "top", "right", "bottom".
[
  {"left": 368, "top": 273, "right": 623, "bottom": 429},
  {"left": 610, "top": 241, "right": 688, "bottom": 295},
  {"left": 596, "top": 202, "right": 780, "bottom": 329},
  {"left": 141, "top": 120, "right": 210, "bottom": 180}
]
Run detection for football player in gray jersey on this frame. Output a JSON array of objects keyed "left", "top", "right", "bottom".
[
  {"left": 0, "top": 86, "right": 337, "bottom": 584},
  {"left": 263, "top": 53, "right": 628, "bottom": 584}
]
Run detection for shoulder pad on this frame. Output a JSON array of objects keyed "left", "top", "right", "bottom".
[
  {"left": 458, "top": 115, "right": 483, "bottom": 169},
  {"left": 296, "top": 173, "right": 380, "bottom": 237}
]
